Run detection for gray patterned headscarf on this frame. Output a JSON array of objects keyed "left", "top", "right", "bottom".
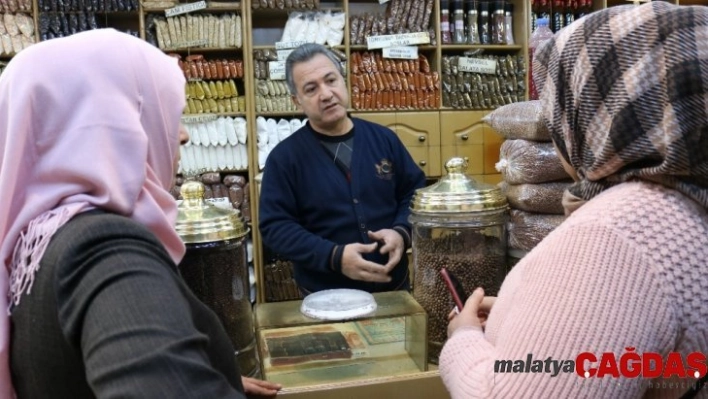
[{"left": 533, "top": 2, "right": 708, "bottom": 213}]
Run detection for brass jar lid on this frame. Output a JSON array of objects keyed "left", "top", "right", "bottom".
[
  {"left": 411, "top": 157, "right": 508, "bottom": 213},
  {"left": 175, "top": 180, "right": 249, "bottom": 244}
]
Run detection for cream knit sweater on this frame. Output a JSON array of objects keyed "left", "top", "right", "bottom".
[{"left": 439, "top": 181, "right": 708, "bottom": 398}]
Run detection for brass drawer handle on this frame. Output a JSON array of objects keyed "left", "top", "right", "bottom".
[
  {"left": 418, "top": 135, "right": 426, "bottom": 142},
  {"left": 419, "top": 160, "right": 427, "bottom": 166},
  {"left": 461, "top": 134, "right": 469, "bottom": 141}
]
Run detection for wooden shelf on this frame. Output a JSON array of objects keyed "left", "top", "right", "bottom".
[
  {"left": 440, "top": 44, "right": 524, "bottom": 51},
  {"left": 182, "top": 112, "right": 248, "bottom": 119},
  {"left": 162, "top": 47, "right": 245, "bottom": 52},
  {"left": 256, "top": 111, "right": 305, "bottom": 117},
  {"left": 349, "top": 45, "right": 437, "bottom": 51},
  {"left": 250, "top": 6, "right": 343, "bottom": 15},
  {"left": 252, "top": 44, "right": 345, "bottom": 50},
  {"left": 143, "top": 5, "right": 242, "bottom": 13}
]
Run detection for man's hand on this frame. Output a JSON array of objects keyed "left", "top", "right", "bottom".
[
  {"left": 242, "top": 376, "right": 281, "bottom": 397},
  {"left": 367, "top": 229, "right": 404, "bottom": 270},
  {"left": 341, "top": 242, "right": 393, "bottom": 283}
]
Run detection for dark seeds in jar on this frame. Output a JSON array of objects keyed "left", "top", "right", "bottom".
[{"left": 412, "top": 232, "right": 506, "bottom": 364}]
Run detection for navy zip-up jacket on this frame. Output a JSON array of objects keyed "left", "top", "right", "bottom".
[{"left": 258, "top": 117, "right": 426, "bottom": 293}]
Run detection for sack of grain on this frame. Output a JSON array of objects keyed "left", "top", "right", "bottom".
[
  {"left": 483, "top": 100, "right": 551, "bottom": 141},
  {"left": 508, "top": 209, "right": 566, "bottom": 251},
  {"left": 499, "top": 181, "right": 571, "bottom": 215},
  {"left": 496, "top": 139, "right": 571, "bottom": 184}
]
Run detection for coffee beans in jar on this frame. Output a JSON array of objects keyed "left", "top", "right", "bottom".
[{"left": 413, "top": 230, "right": 506, "bottom": 364}]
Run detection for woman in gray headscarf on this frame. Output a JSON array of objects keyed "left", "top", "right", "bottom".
[{"left": 441, "top": 2, "right": 708, "bottom": 398}]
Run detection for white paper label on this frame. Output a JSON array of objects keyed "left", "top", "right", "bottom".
[
  {"left": 366, "top": 32, "right": 430, "bottom": 50},
  {"left": 276, "top": 49, "right": 294, "bottom": 61},
  {"left": 458, "top": 57, "right": 498, "bottom": 75},
  {"left": 378, "top": 0, "right": 390, "bottom": 3},
  {"left": 275, "top": 40, "right": 307, "bottom": 50},
  {"left": 382, "top": 46, "right": 418, "bottom": 60},
  {"left": 165, "top": 0, "right": 206, "bottom": 17},
  {"left": 181, "top": 114, "right": 218, "bottom": 123},
  {"left": 268, "top": 61, "right": 286, "bottom": 80},
  {"left": 205, "top": 197, "right": 233, "bottom": 210}
]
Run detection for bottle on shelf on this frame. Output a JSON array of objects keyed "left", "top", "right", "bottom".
[
  {"left": 576, "top": 0, "right": 592, "bottom": 19},
  {"left": 530, "top": 0, "right": 538, "bottom": 34},
  {"left": 504, "top": 2, "right": 515, "bottom": 45},
  {"left": 551, "top": 0, "right": 564, "bottom": 32},
  {"left": 453, "top": 0, "right": 467, "bottom": 44},
  {"left": 479, "top": 1, "right": 491, "bottom": 45},
  {"left": 441, "top": 0, "right": 453, "bottom": 44},
  {"left": 538, "top": 0, "right": 551, "bottom": 22},
  {"left": 564, "top": 0, "right": 576, "bottom": 28},
  {"left": 528, "top": 17, "right": 554, "bottom": 100},
  {"left": 466, "top": 0, "right": 481, "bottom": 44},
  {"left": 491, "top": 0, "right": 506, "bottom": 44}
]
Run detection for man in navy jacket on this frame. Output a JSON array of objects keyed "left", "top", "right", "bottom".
[{"left": 258, "top": 43, "right": 426, "bottom": 294}]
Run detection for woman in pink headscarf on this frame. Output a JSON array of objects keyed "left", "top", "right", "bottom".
[{"left": 0, "top": 29, "right": 278, "bottom": 398}]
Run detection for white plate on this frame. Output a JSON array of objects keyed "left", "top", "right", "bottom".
[{"left": 300, "top": 289, "right": 377, "bottom": 321}]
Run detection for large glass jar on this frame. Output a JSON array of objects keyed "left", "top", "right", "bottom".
[
  {"left": 175, "top": 180, "right": 259, "bottom": 377},
  {"left": 409, "top": 157, "right": 508, "bottom": 364}
]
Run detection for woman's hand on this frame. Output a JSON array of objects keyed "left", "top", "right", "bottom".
[
  {"left": 447, "top": 288, "right": 496, "bottom": 337},
  {"left": 242, "top": 376, "right": 282, "bottom": 397}
]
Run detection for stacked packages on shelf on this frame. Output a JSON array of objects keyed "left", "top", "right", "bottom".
[
  {"left": 256, "top": 116, "right": 307, "bottom": 169},
  {"left": 488, "top": 100, "right": 570, "bottom": 255},
  {"left": 350, "top": 51, "right": 439, "bottom": 110},
  {"left": 348, "top": 0, "right": 436, "bottom": 45},
  {"left": 178, "top": 116, "right": 248, "bottom": 174},
  {"left": 36, "top": 0, "right": 139, "bottom": 40},
  {"left": 147, "top": 13, "right": 242, "bottom": 51},
  {"left": 280, "top": 10, "right": 345, "bottom": 47},
  {"left": 0, "top": 11, "right": 35, "bottom": 56},
  {"left": 441, "top": 54, "right": 526, "bottom": 109}
]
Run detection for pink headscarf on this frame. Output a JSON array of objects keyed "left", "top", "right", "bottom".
[{"left": 0, "top": 29, "right": 187, "bottom": 397}]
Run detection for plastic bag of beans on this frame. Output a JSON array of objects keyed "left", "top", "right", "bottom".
[
  {"left": 496, "top": 139, "right": 571, "bottom": 184},
  {"left": 483, "top": 100, "right": 551, "bottom": 141},
  {"left": 499, "top": 180, "right": 572, "bottom": 215},
  {"left": 508, "top": 209, "right": 566, "bottom": 251}
]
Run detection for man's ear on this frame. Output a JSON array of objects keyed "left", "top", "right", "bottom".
[{"left": 291, "top": 95, "right": 301, "bottom": 108}]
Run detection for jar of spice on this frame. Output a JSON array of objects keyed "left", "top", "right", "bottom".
[
  {"left": 441, "top": 0, "right": 452, "bottom": 44},
  {"left": 466, "top": 0, "right": 480, "bottom": 44},
  {"left": 453, "top": 0, "right": 467, "bottom": 44},
  {"left": 491, "top": 0, "right": 506, "bottom": 44},
  {"left": 175, "top": 179, "right": 259, "bottom": 378},
  {"left": 479, "top": 1, "right": 491, "bottom": 44},
  {"left": 409, "top": 157, "right": 508, "bottom": 364}
]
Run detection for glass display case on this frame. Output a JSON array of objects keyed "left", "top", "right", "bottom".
[{"left": 254, "top": 291, "right": 428, "bottom": 388}]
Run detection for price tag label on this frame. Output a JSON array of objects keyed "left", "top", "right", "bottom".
[
  {"left": 165, "top": 0, "right": 206, "bottom": 17},
  {"left": 181, "top": 114, "right": 218, "bottom": 123},
  {"left": 366, "top": 32, "right": 430, "bottom": 50},
  {"left": 276, "top": 49, "right": 294, "bottom": 61},
  {"left": 458, "top": 57, "right": 498, "bottom": 75},
  {"left": 275, "top": 40, "right": 307, "bottom": 50},
  {"left": 205, "top": 197, "right": 233, "bottom": 210},
  {"left": 268, "top": 61, "right": 286, "bottom": 80},
  {"left": 382, "top": 46, "right": 418, "bottom": 60}
]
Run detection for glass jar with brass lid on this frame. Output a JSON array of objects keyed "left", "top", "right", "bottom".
[
  {"left": 409, "top": 157, "right": 508, "bottom": 364},
  {"left": 175, "top": 179, "right": 259, "bottom": 377}
]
